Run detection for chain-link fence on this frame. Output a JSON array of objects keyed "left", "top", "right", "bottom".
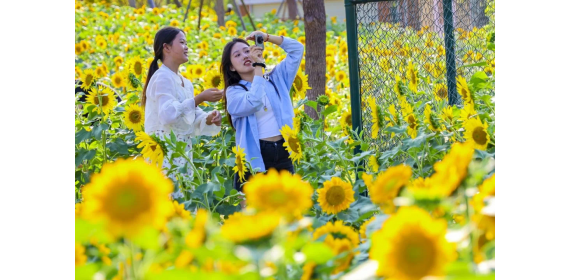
[{"left": 345, "top": 0, "right": 495, "bottom": 156}]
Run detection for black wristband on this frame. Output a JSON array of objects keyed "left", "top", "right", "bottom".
[{"left": 252, "top": 62, "right": 266, "bottom": 68}]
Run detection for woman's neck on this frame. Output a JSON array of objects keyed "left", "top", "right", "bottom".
[
  {"left": 162, "top": 58, "right": 180, "bottom": 74},
  {"left": 240, "top": 71, "right": 254, "bottom": 83}
]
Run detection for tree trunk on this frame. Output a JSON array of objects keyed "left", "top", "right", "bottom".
[
  {"left": 287, "top": 0, "right": 298, "bottom": 20},
  {"left": 173, "top": 0, "right": 182, "bottom": 7},
  {"left": 128, "top": 0, "right": 137, "bottom": 7},
  {"left": 147, "top": 0, "right": 156, "bottom": 8},
  {"left": 215, "top": 0, "right": 226, "bottom": 26},
  {"left": 302, "top": 0, "right": 326, "bottom": 120}
]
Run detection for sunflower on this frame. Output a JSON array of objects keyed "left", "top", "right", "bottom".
[
  {"left": 135, "top": 131, "right": 166, "bottom": 168},
  {"left": 75, "top": 242, "right": 87, "bottom": 266},
  {"left": 97, "top": 39, "right": 107, "bottom": 49},
  {"left": 81, "top": 158, "right": 174, "bottom": 238},
  {"left": 129, "top": 56, "right": 145, "bottom": 77},
  {"left": 428, "top": 142, "right": 474, "bottom": 196},
  {"left": 245, "top": 168, "right": 313, "bottom": 216},
  {"left": 393, "top": 76, "right": 406, "bottom": 100},
  {"left": 292, "top": 70, "right": 311, "bottom": 99},
  {"left": 384, "top": 104, "right": 400, "bottom": 138},
  {"left": 367, "top": 97, "right": 384, "bottom": 139},
  {"left": 370, "top": 206, "right": 455, "bottom": 280},
  {"left": 359, "top": 216, "right": 376, "bottom": 240},
  {"left": 170, "top": 19, "right": 180, "bottom": 27},
  {"left": 280, "top": 124, "right": 303, "bottom": 163},
  {"left": 203, "top": 70, "right": 225, "bottom": 90},
  {"left": 335, "top": 70, "right": 347, "bottom": 83},
  {"left": 441, "top": 106, "right": 455, "bottom": 123},
  {"left": 424, "top": 104, "right": 440, "bottom": 132},
  {"left": 172, "top": 201, "right": 191, "bottom": 219},
  {"left": 193, "top": 65, "right": 206, "bottom": 78},
  {"left": 460, "top": 102, "right": 477, "bottom": 122},
  {"left": 362, "top": 164, "right": 412, "bottom": 214},
  {"left": 406, "top": 62, "right": 418, "bottom": 93},
  {"left": 111, "top": 72, "right": 127, "bottom": 88},
  {"left": 75, "top": 43, "right": 84, "bottom": 55},
  {"left": 473, "top": 174, "right": 495, "bottom": 213},
  {"left": 221, "top": 212, "right": 281, "bottom": 244},
  {"left": 301, "top": 262, "right": 317, "bottom": 280},
  {"left": 86, "top": 86, "right": 117, "bottom": 116},
  {"left": 464, "top": 117, "right": 490, "bottom": 150},
  {"left": 313, "top": 221, "right": 360, "bottom": 249},
  {"left": 340, "top": 110, "right": 352, "bottom": 128},
  {"left": 368, "top": 155, "right": 380, "bottom": 173},
  {"left": 227, "top": 26, "right": 237, "bottom": 36},
  {"left": 80, "top": 69, "right": 96, "bottom": 90},
  {"left": 456, "top": 76, "right": 473, "bottom": 104},
  {"left": 185, "top": 208, "right": 209, "bottom": 248},
  {"left": 123, "top": 104, "right": 144, "bottom": 131},
  {"left": 433, "top": 83, "right": 448, "bottom": 101},
  {"left": 232, "top": 146, "right": 247, "bottom": 182},
  {"left": 95, "top": 65, "right": 106, "bottom": 78},
  {"left": 317, "top": 177, "right": 355, "bottom": 215},
  {"left": 329, "top": 238, "right": 355, "bottom": 274}
]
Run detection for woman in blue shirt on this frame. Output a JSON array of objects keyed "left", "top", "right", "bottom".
[{"left": 220, "top": 31, "right": 304, "bottom": 191}]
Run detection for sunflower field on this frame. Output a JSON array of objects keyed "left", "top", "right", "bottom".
[{"left": 75, "top": 0, "right": 495, "bottom": 279}]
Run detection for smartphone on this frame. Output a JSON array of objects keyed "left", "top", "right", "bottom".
[{"left": 255, "top": 34, "right": 264, "bottom": 50}]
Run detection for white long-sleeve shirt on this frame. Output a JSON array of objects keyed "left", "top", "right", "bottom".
[{"left": 144, "top": 65, "right": 220, "bottom": 137}]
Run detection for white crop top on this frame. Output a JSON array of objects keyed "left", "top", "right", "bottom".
[{"left": 255, "top": 94, "right": 282, "bottom": 139}]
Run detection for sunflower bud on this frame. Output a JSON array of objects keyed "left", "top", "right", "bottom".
[
  {"left": 317, "top": 95, "right": 330, "bottom": 107},
  {"left": 128, "top": 73, "right": 142, "bottom": 89}
]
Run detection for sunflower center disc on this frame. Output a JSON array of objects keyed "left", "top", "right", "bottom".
[{"left": 326, "top": 185, "right": 346, "bottom": 206}]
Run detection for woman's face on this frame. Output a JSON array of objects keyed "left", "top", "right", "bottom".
[
  {"left": 164, "top": 31, "right": 188, "bottom": 64},
  {"left": 229, "top": 42, "right": 254, "bottom": 75}
]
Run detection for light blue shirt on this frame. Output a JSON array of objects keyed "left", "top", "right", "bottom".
[{"left": 226, "top": 36, "right": 304, "bottom": 172}]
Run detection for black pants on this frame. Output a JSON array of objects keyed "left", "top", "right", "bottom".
[{"left": 233, "top": 138, "right": 295, "bottom": 192}]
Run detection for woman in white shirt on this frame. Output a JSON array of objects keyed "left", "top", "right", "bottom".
[{"left": 142, "top": 27, "right": 223, "bottom": 187}]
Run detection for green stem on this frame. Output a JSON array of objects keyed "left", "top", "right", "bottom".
[
  {"left": 101, "top": 128, "right": 107, "bottom": 164},
  {"left": 463, "top": 187, "right": 475, "bottom": 265},
  {"left": 211, "top": 193, "right": 242, "bottom": 213},
  {"left": 325, "top": 141, "right": 354, "bottom": 186},
  {"left": 204, "top": 193, "right": 211, "bottom": 212}
]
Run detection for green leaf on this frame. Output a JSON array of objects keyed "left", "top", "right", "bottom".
[
  {"left": 75, "top": 129, "right": 92, "bottom": 144},
  {"left": 337, "top": 207, "right": 359, "bottom": 223},
  {"left": 402, "top": 132, "right": 435, "bottom": 149},
  {"left": 107, "top": 138, "right": 129, "bottom": 155},
  {"left": 385, "top": 125, "right": 407, "bottom": 134},
  {"left": 323, "top": 105, "right": 338, "bottom": 117},
  {"left": 470, "top": 71, "right": 489, "bottom": 89},
  {"left": 191, "top": 182, "right": 221, "bottom": 198},
  {"left": 91, "top": 123, "right": 109, "bottom": 140},
  {"left": 349, "top": 150, "right": 375, "bottom": 163},
  {"left": 301, "top": 242, "right": 335, "bottom": 265},
  {"left": 75, "top": 149, "right": 97, "bottom": 167},
  {"left": 380, "top": 145, "right": 401, "bottom": 160},
  {"left": 459, "top": 61, "right": 487, "bottom": 68},
  {"left": 305, "top": 101, "right": 318, "bottom": 112}
]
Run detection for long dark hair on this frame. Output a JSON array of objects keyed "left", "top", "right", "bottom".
[
  {"left": 141, "top": 27, "right": 184, "bottom": 107},
  {"left": 221, "top": 38, "right": 250, "bottom": 130}
]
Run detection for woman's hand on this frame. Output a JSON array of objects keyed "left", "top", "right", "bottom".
[
  {"left": 198, "top": 88, "right": 223, "bottom": 103},
  {"left": 206, "top": 110, "right": 222, "bottom": 126},
  {"left": 245, "top": 30, "right": 267, "bottom": 42},
  {"left": 249, "top": 45, "right": 264, "bottom": 64}
]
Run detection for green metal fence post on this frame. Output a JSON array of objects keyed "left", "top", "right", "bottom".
[
  {"left": 345, "top": 0, "right": 362, "bottom": 154},
  {"left": 345, "top": 0, "right": 366, "bottom": 191},
  {"left": 443, "top": 0, "right": 459, "bottom": 106}
]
